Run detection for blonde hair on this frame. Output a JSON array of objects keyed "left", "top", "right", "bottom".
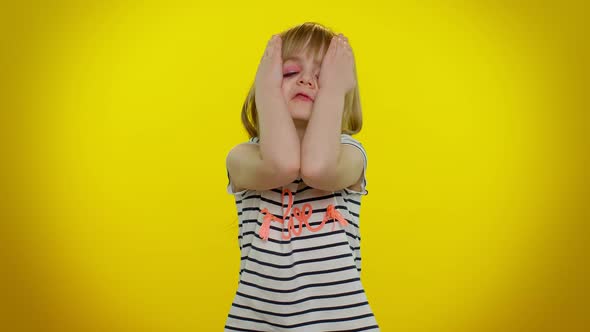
[{"left": 240, "top": 22, "right": 363, "bottom": 138}]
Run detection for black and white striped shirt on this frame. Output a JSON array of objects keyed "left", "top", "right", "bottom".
[{"left": 225, "top": 134, "right": 379, "bottom": 331}]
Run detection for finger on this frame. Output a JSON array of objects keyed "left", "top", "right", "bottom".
[
  {"left": 275, "top": 35, "right": 282, "bottom": 52},
  {"left": 339, "top": 34, "right": 348, "bottom": 46},
  {"left": 322, "top": 37, "right": 333, "bottom": 61},
  {"left": 334, "top": 35, "right": 341, "bottom": 54},
  {"left": 269, "top": 35, "right": 277, "bottom": 57},
  {"left": 344, "top": 41, "right": 353, "bottom": 55},
  {"left": 264, "top": 36, "right": 274, "bottom": 58},
  {"left": 338, "top": 34, "right": 346, "bottom": 50},
  {"left": 328, "top": 35, "right": 337, "bottom": 56},
  {"left": 271, "top": 35, "right": 280, "bottom": 53},
  {"left": 274, "top": 36, "right": 283, "bottom": 62}
]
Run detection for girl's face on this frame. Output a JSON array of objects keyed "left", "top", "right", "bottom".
[{"left": 281, "top": 52, "right": 322, "bottom": 122}]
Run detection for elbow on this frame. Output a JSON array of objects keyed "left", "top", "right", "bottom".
[
  {"left": 301, "top": 157, "right": 328, "bottom": 179},
  {"left": 300, "top": 162, "right": 328, "bottom": 188},
  {"left": 271, "top": 159, "right": 300, "bottom": 183},
  {"left": 285, "top": 169, "right": 301, "bottom": 186},
  {"left": 282, "top": 162, "right": 301, "bottom": 183}
]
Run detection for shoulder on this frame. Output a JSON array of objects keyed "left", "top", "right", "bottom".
[
  {"left": 229, "top": 137, "right": 259, "bottom": 153},
  {"left": 340, "top": 133, "right": 364, "bottom": 146},
  {"left": 340, "top": 134, "right": 367, "bottom": 159}
]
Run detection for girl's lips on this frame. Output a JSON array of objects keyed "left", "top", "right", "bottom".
[{"left": 294, "top": 94, "right": 313, "bottom": 102}]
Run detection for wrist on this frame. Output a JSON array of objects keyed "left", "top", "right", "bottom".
[
  {"left": 318, "top": 87, "right": 345, "bottom": 99},
  {"left": 256, "top": 86, "right": 283, "bottom": 100}
]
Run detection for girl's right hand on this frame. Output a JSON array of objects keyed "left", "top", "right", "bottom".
[{"left": 255, "top": 35, "right": 283, "bottom": 95}]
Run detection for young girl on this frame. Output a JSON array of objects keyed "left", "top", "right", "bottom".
[{"left": 225, "top": 22, "right": 379, "bottom": 331}]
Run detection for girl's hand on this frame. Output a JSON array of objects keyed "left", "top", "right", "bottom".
[
  {"left": 255, "top": 35, "right": 283, "bottom": 96},
  {"left": 318, "top": 34, "right": 356, "bottom": 95}
]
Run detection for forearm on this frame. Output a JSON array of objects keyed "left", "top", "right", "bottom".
[
  {"left": 301, "top": 89, "right": 345, "bottom": 177},
  {"left": 256, "top": 89, "right": 300, "bottom": 173}
]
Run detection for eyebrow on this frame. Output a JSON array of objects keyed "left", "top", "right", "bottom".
[{"left": 284, "top": 55, "right": 321, "bottom": 66}]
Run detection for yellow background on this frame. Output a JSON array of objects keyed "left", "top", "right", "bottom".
[{"left": 1, "top": 1, "right": 588, "bottom": 331}]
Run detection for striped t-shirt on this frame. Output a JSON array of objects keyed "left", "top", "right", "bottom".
[{"left": 224, "top": 134, "right": 379, "bottom": 331}]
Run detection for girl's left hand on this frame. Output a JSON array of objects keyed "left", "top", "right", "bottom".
[{"left": 318, "top": 33, "right": 356, "bottom": 95}]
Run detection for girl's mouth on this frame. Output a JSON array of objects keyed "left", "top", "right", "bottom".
[{"left": 294, "top": 94, "right": 313, "bottom": 102}]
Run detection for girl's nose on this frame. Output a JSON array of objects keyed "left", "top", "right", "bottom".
[{"left": 298, "top": 77, "right": 315, "bottom": 88}]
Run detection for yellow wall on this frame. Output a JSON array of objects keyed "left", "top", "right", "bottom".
[{"left": 1, "top": 1, "right": 587, "bottom": 331}]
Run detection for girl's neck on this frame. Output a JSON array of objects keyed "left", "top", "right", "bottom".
[{"left": 293, "top": 119, "right": 307, "bottom": 142}]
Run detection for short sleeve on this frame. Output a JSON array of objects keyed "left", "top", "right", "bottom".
[
  {"left": 226, "top": 170, "right": 249, "bottom": 195},
  {"left": 226, "top": 137, "right": 259, "bottom": 195},
  {"left": 340, "top": 134, "right": 368, "bottom": 196}
]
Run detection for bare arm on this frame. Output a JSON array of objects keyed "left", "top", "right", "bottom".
[
  {"left": 226, "top": 35, "right": 300, "bottom": 193},
  {"left": 300, "top": 34, "right": 364, "bottom": 191},
  {"left": 227, "top": 142, "right": 299, "bottom": 192},
  {"left": 227, "top": 91, "right": 300, "bottom": 193},
  {"left": 256, "top": 89, "right": 300, "bottom": 173},
  {"left": 300, "top": 89, "right": 364, "bottom": 192},
  {"left": 301, "top": 89, "right": 344, "bottom": 176},
  {"left": 255, "top": 34, "right": 300, "bottom": 174}
]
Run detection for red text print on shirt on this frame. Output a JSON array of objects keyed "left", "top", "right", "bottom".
[{"left": 258, "top": 188, "right": 349, "bottom": 241}]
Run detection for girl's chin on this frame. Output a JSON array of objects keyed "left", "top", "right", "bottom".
[
  {"left": 289, "top": 108, "right": 311, "bottom": 120},
  {"left": 290, "top": 103, "right": 312, "bottom": 112},
  {"left": 291, "top": 115, "right": 310, "bottom": 122}
]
